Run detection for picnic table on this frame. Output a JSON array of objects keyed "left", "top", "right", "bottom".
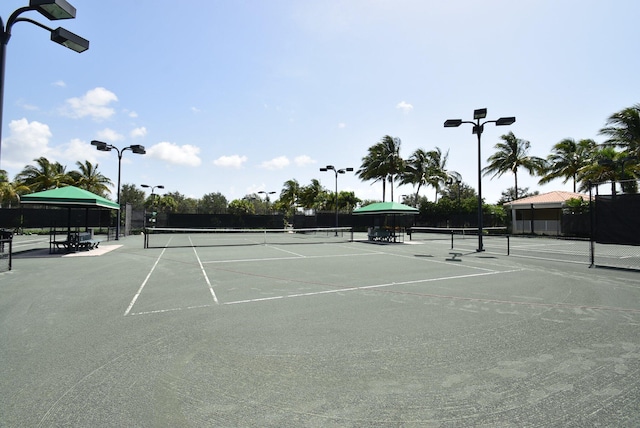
[{"left": 51, "top": 231, "right": 101, "bottom": 253}]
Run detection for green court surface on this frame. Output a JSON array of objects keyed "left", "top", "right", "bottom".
[{"left": 1, "top": 233, "right": 639, "bottom": 426}]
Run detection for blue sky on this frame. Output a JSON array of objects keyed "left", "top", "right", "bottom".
[{"left": 2, "top": 0, "right": 638, "bottom": 204}]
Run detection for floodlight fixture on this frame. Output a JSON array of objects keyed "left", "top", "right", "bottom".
[
  {"left": 30, "top": 0, "right": 76, "bottom": 20},
  {"left": 444, "top": 119, "right": 463, "bottom": 127},
  {"left": 496, "top": 116, "right": 516, "bottom": 126},
  {"left": 0, "top": 0, "right": 88, "bottom": 166},
  {"left": 473, "top": 108, "right": 487, "bottom": 120},
  {"left": 50, "top": 27, "right": 88, "bottom": 52},
  {"left": 130, "top": 144, "right": 146, "bottom": 154}
]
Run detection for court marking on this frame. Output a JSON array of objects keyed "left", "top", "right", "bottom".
[
  {"left": 124, "top": 246, "right": 167, "bottom": 316},
  {"left": 126, "top": 269, "right": 523, "bottom": 316},
  {"left": 190, "top": 237, "right": 218, "bottom": 304},
  {"left": 124, "top": 236, "right": 219, "bottom": 316}
]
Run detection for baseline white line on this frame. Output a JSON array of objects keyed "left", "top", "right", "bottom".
[
  {"left": 190, "top": 237, "right": 219, "bottom": 304},
  {"left": 223, "top": 269, "right": 524, "bottom": 306},
  {"left": 124, "top": 246, "right": 168, "bottom": 316}
]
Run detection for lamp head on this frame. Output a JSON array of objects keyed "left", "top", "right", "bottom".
[
  {"left": 444, "top": 119, "right": 462, "bottom": 127},
  {"left": 130, "top": 145, "right": 146, "bottom": 154},
  {"left": 51, "top": 27, "right": 89, "bottom": 52},
  {"left": 157, "top": 185, "right": 165, "bottom": 189},
  {"left": 496, "top": 116, "right": 516, "bottom": 126},
  {"left": 91, "top": 140, "right": 110, "bottom": 151},
  {"left": 473, "top": 108, "right": 487, "bottom": 120},
  {"left": 141, "top": 184, "right": 150, "bottom": 188},
  {"left": 30, "top": 0, "right": 76, "bottom": 20},
  {"left": 325, "top": 165, "right": 335, "bottom": 170},
  {"left": 319, "top": 167, "right": 327, "bottom": 172}
]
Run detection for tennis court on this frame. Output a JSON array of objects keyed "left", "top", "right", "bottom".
[{"left": 2, "top": 231, "right": 639, "bottom": 426}]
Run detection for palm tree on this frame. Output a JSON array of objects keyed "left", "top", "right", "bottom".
[
  {"left": 279, "top": 179, "right": 300, "bottom": 213},
  {"left": 401, "top": 148, "right": 430, "bottom": 203},
  {"left": 0, "top": 170, "right": 29, "bottom": 208},
  {"left": 599, "top": 103, "right": 640, "bottom": 158},
  {"left": 357, "top": 135, "right": 403, "bottom": 202},
  {"left": 539, "top": 138, "right": 597, "bottom": 192},
  {"left": 298, "top": 179, "right": 325, "bottom": 211},
  {"left": 483, "top": 132, "right": 546, "bottom": 200},
  {"left": 15, "top": 157, "right": 73, "bottom": 192},
  {"left": 425, "top": 147, "right": 449, "bottom": 202},
  {"left": 72, "top": 160, "right": 113, "bottom": 197},
  {"left": 578, "top": 146, "right": 637, "bottom": 194}
]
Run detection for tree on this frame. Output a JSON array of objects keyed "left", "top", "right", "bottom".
[
  {"left": 401, "top": 148, "right": 430, "bottom": 203},
  {"left": 15, "top": 157, "right": 73, "bottom": 192},
  {"left": 278, "top": 179, "right": 300, "bottom": 217},
  {"left": 424, "top": 147, "right": 449, "bottom": 202},
  {"left": 577, "top": 146, "right": 636, "bottom": 194},
  {"left": 199, "top": 192, "right": 228, "bottom": 214},
  {"left": 483, "top": 132, "right": 546, "bottom": 199},
  {"left": 539, "top": 138, "right": 596, "bottom": 192},
  {"left": 164, "top": 191, "right": 198, "bottom": 213},
  {"left": 599, "top": 103, "right": 640, "bottom": 158},
  {"left": 228, "top": 198, "right": 256, "bottom": 215},
  {"left": 298, "top": 179, "right": 325, "bottom": 211},
  {"left": 71, "top": 160, "right": 113, "bottom": 197},
  {"left": 357, "top": 135, "right": 404, "bottom": 202},
  {"left": 120, "top": 184, "right": 146, "bottom": 210},
  {"left": 0, "top": 170, "right": 29, "bottom": 208}
]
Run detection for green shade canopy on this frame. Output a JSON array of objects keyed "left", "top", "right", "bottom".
[
  {"left": 352, "top": 202, "right": 419, "bottom": 215},
  {"left": 19, "top": 186, "right": 119, "bottom": 210}
]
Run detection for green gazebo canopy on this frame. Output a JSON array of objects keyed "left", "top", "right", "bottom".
[
  {"left": 19, "top": 186, "right": 119, "bottom": 210},
  {"left": 352, "top": 201, "right": 419, "bottom": 215}
]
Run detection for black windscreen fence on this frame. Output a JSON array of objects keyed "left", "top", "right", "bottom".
[
  {"left": 0, "top": 208, "right": 112, "bottom": 229},
  {"left": 595, "top": 194, "right": 640, "bottom": 246}
]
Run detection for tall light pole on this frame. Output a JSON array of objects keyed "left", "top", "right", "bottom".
[
  {"left": 92, "top": 140, "right": 146, "bottom": 240},
  {"left": 141, "top": 184, "right": 164, "bottom": 226},
  {"left": 1, "top": 0, "right": 89, "bottom": 166},
  {"left": 444, "top": 108, "right": 515, "bottom": 252},
  {"left": 320, "top": 165, "right": 353, "bottom": 233},
  {"left": 258, "top": 190, "right": 275, "bottom": 215}
]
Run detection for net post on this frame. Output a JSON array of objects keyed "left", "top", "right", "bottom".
[{"left": 450, "top": 231, "right": 453, "bottom": 249}]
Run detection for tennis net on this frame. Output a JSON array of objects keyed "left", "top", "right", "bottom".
[
  {"left": 408, "top": 227, "right": 507, "bottom": 242},
  {"left": 143, "top": 227, "right": 353, "bottom": 248}
]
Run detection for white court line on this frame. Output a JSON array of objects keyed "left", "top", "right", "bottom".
[
  {"left": 190, "top": 236, "right": 219, "bottom": 304},
  {"left": 124, "top": 246, "right": 168, "bottom": 316},
  {"left": 267, "top": 245, "right": 306, "bottom": 257},
  {"left": 203, "top": 252, "right": 381, "bottom": 264},
  {"left": 223, "top": 269, "right": 524, "bottom": 306}
]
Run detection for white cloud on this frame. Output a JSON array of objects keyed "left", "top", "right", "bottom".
[
  {"left": 146, "top": 142, "right": 201, "bottom": 167},
  {"left": 62, "top": 87, "right": 118, "bottom": 120},
  {"left": 338, "top": 122, "right": 347, "bottom": 129},
  {"left": 261, "top": 156, "right": 290, "bottom": 170},
  {"left": 191, "top": 107, "right": 201, "bottom": 113},
  {"left": 56, "top": 138, "right": 102, "bottom": 165},
  {"left": 52, "top": 80, "right": 66, "bottom": 87},
  {"left": 214, "top": 155, "right": 248, "bottom": 168},
  {"left": 396, "top": 101, "right": 413, "bottom": 114},
  {"left": 130, "top": 127, "right": 147, "bottom": 138},
  {"left": 2, "top": 118, "right": 52, "bottom": 168},
  {"left": 294, "top": 155, "right": 315, "bottom": 167},
  {"left": 95, "top": 128, "right": 124, "bottom": 142}
]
